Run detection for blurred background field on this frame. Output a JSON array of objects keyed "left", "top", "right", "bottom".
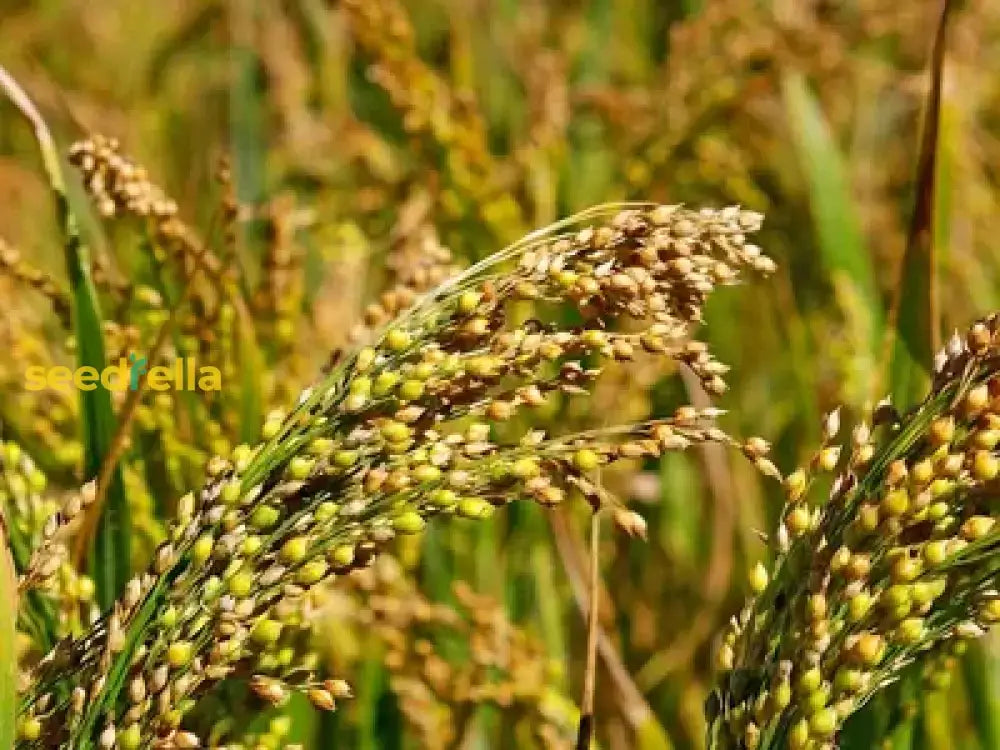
[{"left": 2, "top": 0, "right": 1000, "bottom": 747}]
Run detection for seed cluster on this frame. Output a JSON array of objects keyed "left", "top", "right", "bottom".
[
  {"left": 336, "top": 558, "right": 576, "bottom": 750},
  {"left": 341, "top": 0, "right": 525, "bottom": 241},
  {"left": 67, "top": 136, "right": 271, "bottom": 440},
  {"left": 0, "top": 240, "right": 72, "bottom": 329},
  {"left": 68, "top": 135, "right": 231, "bottom": 286},
  {"left": 0, "top": 441, "right": 95, "bottom": 649},
  {"left": 711, "top": 316, "right": 1000, "bottom": 750},
  {"left": 352, "top": 222, "right": 459, "bottom": 344},
  {"left": 0, "top": 310, "right": 81, "bottom": 473},
  {"left": 17, "top": 203, "right": 773, "bottom": 748}
]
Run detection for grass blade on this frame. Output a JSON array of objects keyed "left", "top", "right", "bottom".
[
  {"left": 781, "top": 70, "right": 882, "bottom": 362},
  {"left": 879, "top": 4, "right": 954, "bottom": 745},
  {"left": 887, "top": 0, "right": 954, "bottom": 407},
  {"left": 0, "top": 515, "right": 15, "bottom": 750},
  {"left": 962, "top": 640, "right": 1000, "bottom": 749},
  {"left": 0, "top": 66, "right": 130, "bottom": 611}
]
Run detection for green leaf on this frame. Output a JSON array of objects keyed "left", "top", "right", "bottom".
[
  {"left": 76, "top": 279, "right": 130, "bottom": 612},
  {"left": 879, "top": 6, "right": 955, "bottom": 746},
  {"left": 887, "top": 1, "right": 954, "bottom": 408},
  {"left": 236, "top": 308, "right": 264, "bottom": 445},
  {"left": 0, "top": 519, "right": 15, "bottom": 750},
  {"left": 0, "top": 66, "right": 129, "bottom": 611},
  {"left": 962, "top": 641, "right": 1000, "bottom": 749},
  {"left": 781, "top": 71, "right": 882, "bottom": 359}
]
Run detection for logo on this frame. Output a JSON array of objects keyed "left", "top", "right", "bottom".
[{"left": 25, "top": 356, "right": 222, "bottom": 393}]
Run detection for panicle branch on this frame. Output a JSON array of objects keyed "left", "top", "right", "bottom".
[
  {"left": 16, "top": 201, "right": 774, "bottom": 748},
  {"left": 710, "top": 316, "right": 1000, "bottom": 750}
]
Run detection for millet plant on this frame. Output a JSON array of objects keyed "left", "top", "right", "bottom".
[
  {"left": 6, "top": 126, "right": 1000, "bottom": 750},
  {"left": 1, "top": 5, "right": 998, "bottom": 744},
  {"left": 710, "top": 317, "right": 1000, "bottom": 749},
  {"left": 7, "top": 129, "right": 780, "bottom": 748}
]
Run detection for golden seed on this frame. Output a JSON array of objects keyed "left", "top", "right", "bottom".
[
  {"left": 280, "top": 537, "right": 308, "bottom": 564},
  {"left": 973, "top": 451, "right": 999, "bottom": 481},
  {"left": 962, "top": 516, "right": 995, "bottom": 541},
  {"left": 881, "top": 488, "right": 909, "bottom": 518},
  {"left": 167, "top": 641, "right": 193, "bottom": 668},
  {"left": 929, "top": 416, "right": 955, "bottom": 446},
  {"left": 853, "top": 633, "right": 885, "bottom": 666},
  {"left": 748, "top": 562, "right": 769, "bottom": 594},
  {"left": 385, "top": 329, "right": 411, "bottom": 351}
]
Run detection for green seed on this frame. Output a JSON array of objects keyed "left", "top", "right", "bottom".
[
  {"left": 203, "top": 576, "right": 222, "bottom": 598},
  {"left": 773, "top": 680, "right": 792, "bottom": 710},
  {"left": 356, "top": 347, "right": 376, "bottom": 371},
  {"left": 381, "top": 421, "right": 410, "bottom": 443},
  {"left": 458, "top": 498, "right": 493, "bottom": 519},
  {"left": 288, "top": 456, "right": 314, "bottom": 480},
  {"left": 413, "top": 361, "right": 435, "bottom": 380},
  {"left": 962, "top": 515, "right": 995, "bottom": 541},
  {"left": 930, "top": 478, "right": 954, "bottom": 498},
  {"left": 398, "top": 379, "right": 425, "bottom": 400},
  {"left": 330, "top": 544, "right": 355, "bottom": 567},
  {"left": 373, "top": 371, "right": 399, "bottom": 396},
  {"left": 19, "top": 717, "right": 41, "bottom": 741},
  {"left": 804, "top": 683, "right": 831, "bottom": 714},
  {"left": 848, "top": 591, "right": 873, "bottom": 622},
  {"left": 881, "top": 488, "right": 909, "bottom": 517},
  {"left": 270, "top": 716, "right": 292, "bottom": 737},
  {"left": 413, "top": 464, "right": 441, "bottom": 483},
  {"left": 119, "top": 724, "right": 141, "bottom": 750},
  {"left": 789, "top": 718, "right": 810, "bottom": 749},
  {"left": 27, "top": 469, "right": 46, "bottom": 494},
  {"left": 228, "top": 570, "right": 254, "bottom": 598},
  {"left": 315, "top": 502, "right": 339, "bottom": 522},
  {"left": 798, "top": 667, "right": 821, "bottom": 693},
  {"left": 241, "top": 536, "right": 263, "bottom": 556},
  {"left": 748, "top": 562, "right": 769, "bottom": 594},
  {"left": 923, "top": 540, "right": 949, "bottom": 566},
  {"left": 251, "top": 505, "right": 280, "bottom": 529},
  {"left": 262, "top": 415, "right": 283, "bottom": 440},
  {"left": 466, "top": 356, "right": 497, "bottom": 378},
  {"left": 891, "top": 556, "right": 922, "bottom": 583},
  {"left": 573, "top": 449, "right": 600, "bottom": 471},
  {"left": 232, "top": 444, "right": 254, "bottom": 470},
  {"left": 297, "top": 560, "right": 328, "bottom": 584},
  {"left": 345, "top": 393, "right": 367, "bottom": 410},
  {"left": 927, "top": 501, "right": 949, "bottom": 521},
  {"left": 857, "top": 503, "right": 880, "bottom": 532},
  {"left": 512, "top": 457, "right": 540, "bottom": 479},
  {"left": 393, "top": 511, "right": 426, "bottom": 534},
  {"left": 895, "top": 617, "right": 925, "bottom": 645},
  {"left": 911, "top": 581, "right": 936, "bottom": 606},
  {"left": 883, "top": 584, "right": 911, "bottom": 610},
  {"left": 192, "top": 534, "right": 215, "bottom": 564},
  {"left": 809, "top": 708, "right": 838, "bottom": 738},
  {"left": 167, "top": 641, "right": 193, "bottom": 668},
  {"left": 160, "top": 605, "right": 178, "bottom": 628},
  {"left": 385, "top": 329, "right": 411, "bottom": 351},
  {"left": 309, "top": 438, "right": 334, "bottom": 456},
  {"left": 834, "top": 667, "right": 862, "bottom": 694},
  {"left": 429, "top": 488, "right": 458, "bottom": 508},
  {"left": 458, "top": 290, "right": 482, "bottom": 313},
  {"left": 280, "top": 537, "right": 308, "bottom": 564},
  {"left": 349, "top": 376, "right": 372, "bottom": 395},
  {"left": 252, "top": 619, "right": 283, "bottom": 645},
  {"left": 333, "top": 449, "right": 359, "bottom": 468}
]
